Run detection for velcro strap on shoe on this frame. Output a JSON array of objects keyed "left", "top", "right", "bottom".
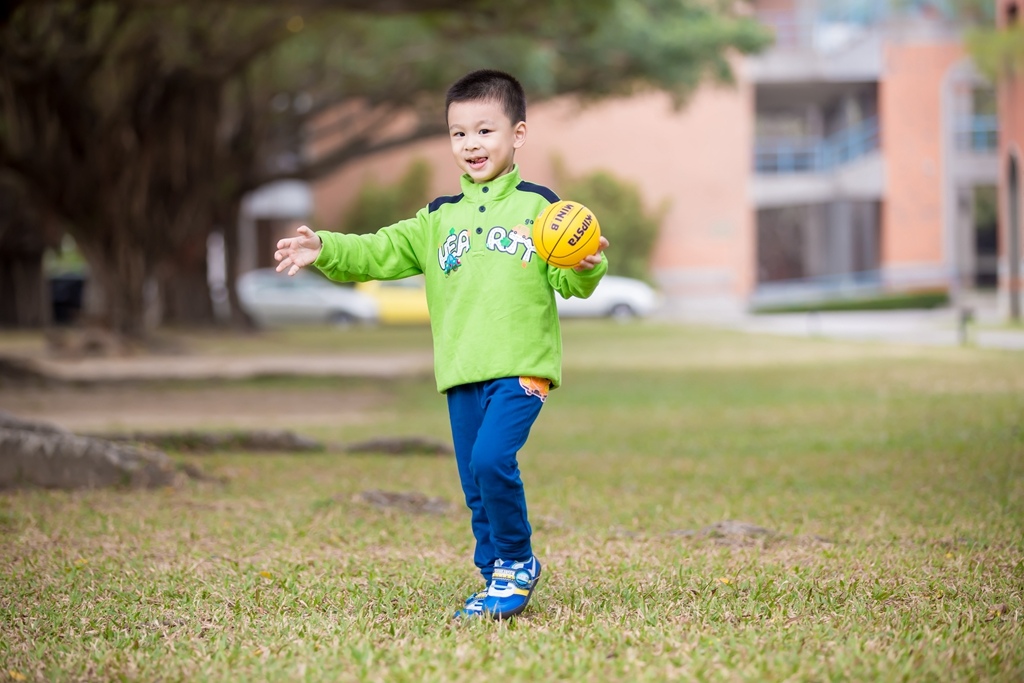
[{"left": 492, "top": 567, "right": 518, "bottom": 582}]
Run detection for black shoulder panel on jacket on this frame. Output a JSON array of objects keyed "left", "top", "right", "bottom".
[
  {"left": 428, "top": 194, "right": 464, "bottom": 213},
  {"left": 516, "top": 181, "right": 560, "bottom": 204}
]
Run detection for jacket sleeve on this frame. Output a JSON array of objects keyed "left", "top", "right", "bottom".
[
  {"left": 546, "top": 253, "right": 609, "bottom": 299},
  {"left": 312, "top": 207, "right": 429, "bottom": 282}
]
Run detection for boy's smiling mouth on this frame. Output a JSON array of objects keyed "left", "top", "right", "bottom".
[{"left": 467, "top": 156, "right": 488, "bottom": 170}]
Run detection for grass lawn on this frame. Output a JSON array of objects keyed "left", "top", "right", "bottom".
[{"left": 1, "top": 322, "right": 1022, "bottom": 682}]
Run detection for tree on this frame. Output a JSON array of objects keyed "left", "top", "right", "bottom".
[
  {"left": 553, "top": 159, "right": 667, "bottom": 282},
  {"left": 0, "top": 0, "right": 769, "bottom": 339},
  {"left": 952, "top": 0, "right": 1024, "bottom": 80},
  {"left": 967, "top": 25, "right": 1024, "bottom": 81},
  {"left": 339, "top": 159, "right": 433, "bottom": 236},
  {"left": 0, "top": 180, "right": 62, "bottom": 327},
  {"left": 1, "top": 4, "right": 261, "bottom": 335}
]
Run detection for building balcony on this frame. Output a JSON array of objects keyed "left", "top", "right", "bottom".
[
  {"left": 952, "top": 114, "right": 999, "bottom": 185},
  {"left": 751, "top": 117, "right": 884, "bottom": 208},
  {"left": 755, "top": 116, "right": 879, "bottom": 174},
  {"left": 747, "top": 10, "right": 884, "bottom": 83},
  {"left": 755, "top": 6, "right": 887, "bottom": 52},
  {"left": 954, "top": 114, "right": 998, "bottom": 153}
]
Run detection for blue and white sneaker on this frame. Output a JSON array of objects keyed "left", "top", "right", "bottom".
[
  {"left": 481, "top": 557, "right": 542, "bottom": 619},
  {"left": 452, "top": 587, "right": 488, "bottom": 619}
]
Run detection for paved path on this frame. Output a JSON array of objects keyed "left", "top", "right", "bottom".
[
  {"left": 4, "top": 308, "right": 1021, "bottom": 386},
  {"left": 13, "top": 352, "right": 436, "bottom": 383},
  {"left": 708, "top": 308, "right": 1024, "bottom": 350}
]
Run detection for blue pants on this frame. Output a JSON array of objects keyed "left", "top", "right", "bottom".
[{"left": 447, "top": 376, "right": 547, "bottom": 582}]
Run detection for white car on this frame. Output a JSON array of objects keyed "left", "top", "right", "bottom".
[
  {"left": 237, "top": 268, "right": 379, "bottom": 327},
  {"left": 556, "top": 275, "right": 660, "bottom": 320}
]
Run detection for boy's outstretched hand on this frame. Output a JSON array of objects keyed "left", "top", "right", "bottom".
[
  {"left": 573, "top": 236, "right": 610, "bottom": 272},
  {"left": 275, "top": 225, "right": 323, "bottom": 276}
]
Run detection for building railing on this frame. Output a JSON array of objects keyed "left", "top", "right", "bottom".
[
  {"left": 754, "top": 117, "right": 880, "bottom": 174},
  {"left": 756, "top": 7, "right": 886, "bottom": 50},
  {"left": 756, "top": 1, "right": 953, "bottom": 50},
  {"left": 954, "top": 114, "right": 998, "bottom": 152}
]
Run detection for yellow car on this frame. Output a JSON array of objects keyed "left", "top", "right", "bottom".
[{"left": 355, "top": 276, "right": 430, "bottom": 325}]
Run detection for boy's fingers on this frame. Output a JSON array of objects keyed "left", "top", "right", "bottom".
[
  {"left": 572, "top": 248, "right": 607, "bottom": 271},
  {"left": 274, "top": 246, "right": 294, "bottom": 263}
]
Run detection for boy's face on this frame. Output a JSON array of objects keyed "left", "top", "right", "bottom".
[{"left": 447, "top": 98, "right": 526, "bottom": 184}]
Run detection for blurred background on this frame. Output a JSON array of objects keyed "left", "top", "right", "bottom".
[{"left": 0, "top": 0, "right": 1022, "bottom": 342}]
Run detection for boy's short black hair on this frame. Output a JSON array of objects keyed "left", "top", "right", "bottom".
[{"left": 445, "top": 69, "right": 526, "bottom": 125}]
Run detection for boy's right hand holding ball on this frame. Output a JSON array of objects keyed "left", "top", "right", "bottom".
[
  {"left": 275, "top": 225, "right": 322, "bottom": 276},
  {"left": 574, "top": 236, "right": 609, "bottom": 272}
]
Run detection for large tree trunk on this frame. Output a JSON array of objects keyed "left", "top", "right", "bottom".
[
  {"left": 74, "top": 232, "right": 152, "bottom": 339},
  {"left": 2, "top": 13, "right": 231, "bottom": 339},
  {"left": 159, "top": 250, "right": 216, "bottom": 327},
  {"left": 0, "top": 254, "right": 48, "bottom": 328},
  {"left": 220, "top": 202, "right": 258, "bottom": 329},
  {"left": 0, "top": 183, "right": 56, "bottom": 328}
]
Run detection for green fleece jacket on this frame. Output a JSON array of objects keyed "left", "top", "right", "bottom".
[{"left": 313, "top": 166, "right": 607, "bottom": 393}]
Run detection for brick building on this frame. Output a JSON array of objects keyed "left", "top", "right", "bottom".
[{"left": 996, "top": 0, "right": 1023, "bottom": 319}]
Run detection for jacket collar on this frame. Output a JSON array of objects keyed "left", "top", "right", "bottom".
[{"left": 459, "top": 165, "right": 521, "bottom": 202}]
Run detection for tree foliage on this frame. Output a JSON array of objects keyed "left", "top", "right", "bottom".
[
  {"left": 0, "top": 4, "right": 274, "bottom": 334},
  {"left": 966, "top": 26, "right": 1024, "bottom": 80},
  {"left": 338, "top": 160, "right": 433, "bottom": 236},
  {"left": 950, "top": 0, "right": 1024, "bottom": 80},
  {"left": 259, "top": 0, "right": 770, "bottom": 185},
  {"left": 553, "top": 159, "right": 667, "bottom": 282},
  {"left": 0, "top": 0, "right": 770, "bottom": 338}
]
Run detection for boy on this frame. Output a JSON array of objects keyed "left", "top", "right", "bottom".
[{"left": 274, "top": 69, "right": 608, "bottom": 619}]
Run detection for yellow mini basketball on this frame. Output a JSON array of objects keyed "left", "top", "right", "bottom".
[{"left": 532, "top": 200, "right": 602, "bottom": 268}]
